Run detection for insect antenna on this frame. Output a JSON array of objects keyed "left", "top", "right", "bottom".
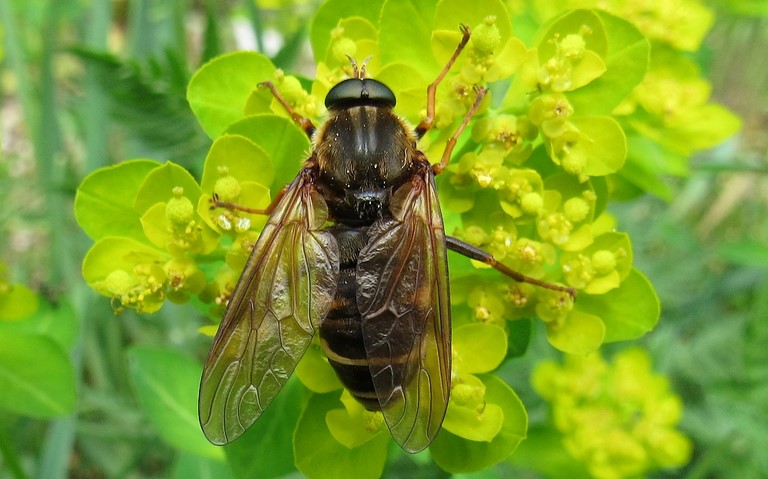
[{"left": 346, "top": 55, "right": 373, "bottom": 79}]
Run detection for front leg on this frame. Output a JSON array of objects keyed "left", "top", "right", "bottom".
[{"left": 259, "top": 81, "right": 316, "bottom": 138}]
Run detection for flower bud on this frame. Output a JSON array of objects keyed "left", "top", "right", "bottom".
[
  {"left": 165, "top": 188, "right": 194, "bottom": 225},
  {"left": 214, "top": 175, "right": 242, "bottom": 203},
  {"left": 563, "top": 197, "right": 590, "bottom": 223},
  {"left": 472, "top": 16, "right": 501, "bottom": 54},
  {"left": 591, "top": 250, "right": 616, "bottom": 275}
]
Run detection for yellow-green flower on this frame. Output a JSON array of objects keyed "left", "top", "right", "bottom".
[{"left": 533, "top": 348, "right": 692, "bottom": 479}]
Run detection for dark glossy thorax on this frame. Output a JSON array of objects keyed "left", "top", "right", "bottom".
[{"left": 313, "top": 105, "right": 418, "bottom": 226}]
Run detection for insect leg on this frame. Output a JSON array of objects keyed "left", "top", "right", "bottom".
[
  {"left": 416, "top": 24, "right": 472, "bottom": 138},
  {"left": 259, "top": 81, "right": 316, "bottom": 138},
  {"left": 431, "top": 86, "right": 487, "bottom": 176},
  {"left": 211, "top": 184, "right": 288, "bottom": 216},
  {"left": 446, "top": 236, "right": 577, "bottom": 298}
]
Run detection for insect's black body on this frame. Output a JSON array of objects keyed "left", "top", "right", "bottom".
[
  {"left": 199, "top": 73, "right": 453, "bottom": 453},
  {"left": 198, "top": 26, "right": 574, "bottom": 455},
  {"left": 313, "top": 85, "right": 425, "bottom": 409}
]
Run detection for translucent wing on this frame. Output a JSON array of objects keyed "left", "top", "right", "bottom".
[
  {"left": 199, "top": 170, "right": 339, "bottom": 445},
  {"left": 356, "top": 166, "right": 451, "bottom": 453}
]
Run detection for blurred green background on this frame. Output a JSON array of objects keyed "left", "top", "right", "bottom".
[{"left": 1, "top": 0, "right": 767, "bottom": 478}]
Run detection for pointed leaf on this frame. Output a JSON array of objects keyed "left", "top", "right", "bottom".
[
  {"left": 0, "top": 332, "right": 75, "bottom": 417},
  {"left": 188, "top": 52, "right": 276, "bottom": 138},
  {"left": 74, "top": 159, "right": 161, "bottom": 241},
  {"left": 431, "top": 374, "right": 527, "bottom": 473},
  {"left": 310, "top": 0, "right": 385, "bottom": 63},
  {"left": 294, "top": 392, "right": 389, "bottom": 479},
  {"left": 547, "top": 309, "right": 605, "bottom": 354},
  {"left": 224, "top": 115, "right": 310, "bottom": 190},
  {"left": 577, "top": 268, "right": 660, "bottom": 342},
  {"left": 128, "top": 346, "right": 223, "bottom": 459},
  {"left": 134, "top": 162, "right": 202, "bottom": 214}
]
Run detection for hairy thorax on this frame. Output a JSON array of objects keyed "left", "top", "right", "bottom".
[{"left": 313, "top": 105, "right": 419, "bottom": 226}]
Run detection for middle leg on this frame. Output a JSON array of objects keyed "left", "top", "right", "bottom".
[{"left": 446, "top": 236, "right": 576, "bottom": 298}]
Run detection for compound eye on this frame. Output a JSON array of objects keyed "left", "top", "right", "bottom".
[{"left": 325, "top": 78, "right": 396, "bottom": 109}]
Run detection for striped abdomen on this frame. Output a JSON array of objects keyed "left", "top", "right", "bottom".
[{"left": 318, "top": 226, "right": 413, "bottom": 410}]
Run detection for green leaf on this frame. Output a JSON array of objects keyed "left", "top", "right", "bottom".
[
  {"left": 0, "top": 331, "right": 75, "bottom": 417},
  {"left": 571, "top": 116, "right": 627, "bottom": 176},
  {"left": 538, "top": 10, "right": 607, "bottom": 55},
  {"left": 325, "top": 393, "right": 383, "bottom": 449},
  {"left": 187, "top": 51, "right": 276, "bottom": 138},
  {"left": 321, "top": 16, "right": 380, "bottom": 67},
  {"left": 309, "top": 0, "right": 385, "bottom": 63},
  {"left": 486, "top": 36, "right": 529, "bottom": 81},
  {"left": 509, "top": 425, "right": 592, "bottom": 479},
  {"left": 0, "top": 301, "right": 79, "bottom": 352},
  {"left": 436, "top": 173, "right": 476, "bottom": 213},
  {"left": 74, "top": 159, "right": 161, "bottom": 241},
  {"left": 506, "top": 319, "right": 532, "bottom": 358},
  {"left": 666, "top": 103, "right": 742, "bottom": 151},
  {"left": 577, "top": 268, "right": 660, "bottom": 342},
  {"left": 294, "top": 392, "right": 389, "bottom": 479},
  {"left": 141, "top": 203, "right": 174, "bottom": 248},
  {"left": 82, "top": 237, "right": 165, "bottom": 286},
  {"left": 295, "top": 343, "right": 343, "bottom": 394},
  {"left": 442, "top": 375, "right": 504, "bottom": 442},
  {"left": 200, "top": 134, "right": 274, "bottom": 193},
  {"left": 0, "top": 283, "right": 39, "bottom": 320},
  {"left": 567, "top": 50, "right": 607, "bottom": 90},
  {"left": 134, "top": 162, "right": 202, "bottom": 214},
  {"left": 430, "top": 28, "right": 464, "bottom": 69},
  {"left": 618, "top": 140, "right": 678, "bottom": 200},
  {"left": 454, "top": 323, "right": 508, "bottom": 373},
  {"left": 431, "top": 374, "right": 527, "bottom": 473},
  {"left": 72, "top": 50, "right": 209, "bottom": 164},
  {"left": 224, "top": 114, "right": 310, "bottom": 190},
  {"left": 379, "top": 0, "right": 439, "bottom": 78},
  {"left": 325, "top": 410, "right": 379, "bottom": 449},
  {"left": 224, "top": 376, "right": 306, "bottom": 479},
  {"left": 375, "top": 62, "right": 429, "bottom": 123},
  {"left": 127, "top": 346, "right": 223, "bottom": 460},
  {"left": 546, "top": 309, "right": 605, "bottom": 354},
  {"left": 172, "top": 452, "right": 233, "bottom": 479},
  {"left": 568, "top": 11, "right": 649, "bottom": 114}
]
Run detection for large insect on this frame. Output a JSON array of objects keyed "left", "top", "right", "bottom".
[{"left": 198, "top": 26, "right": 575, "bottom": 453}]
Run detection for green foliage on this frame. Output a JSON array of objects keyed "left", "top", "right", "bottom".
[
  {"left": 524, "top": 0, "right": 742, "bottom": 200},
  {"left": 188, "top": 52, "right": 277, "bottom": 138},
  {"left": 0, "top": 0, "right": 744, "bottom": 478},
  {"left": 0, "top": 265, "right": 39, "bottom": 321},
  {"left": 127, "top": 346, "right": 222, "bottom": 459},
  {"left": 224, "top": 376, "right": 306, "bottom": 478},
  {"left": 431, "top": 374, "right": 527, "bottom": 472},
  {"left": 0, "top": 332, "right": 75, "bottom": 417},
  {"left": 619, "top": 199, "right": 768, "bottom": 479},
  {"left": 52, "top": 0, "right": 746, "bottom": 477},
  {"left": 0, "top": 267, "right": 77, "bottom": 419},
  {"left": 526, "top": 348, "right": 692, "bottom": 479},
  {"left": 294, "top": 392, "right": 390, "bottom": 479},
  {"left": 72, "top": 49, "right": 210, "bottom": 165}
]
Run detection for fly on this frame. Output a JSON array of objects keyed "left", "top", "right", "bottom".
[{"left": 199, "top": 25, "right": 575, "bottom": 453}]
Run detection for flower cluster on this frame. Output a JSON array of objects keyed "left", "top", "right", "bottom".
[
  {"left": 533, "top": 348, "right": 692, "bottom": 478},
  {"left": 78, "top": 148, "right": 274, "bottom": 315}
]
